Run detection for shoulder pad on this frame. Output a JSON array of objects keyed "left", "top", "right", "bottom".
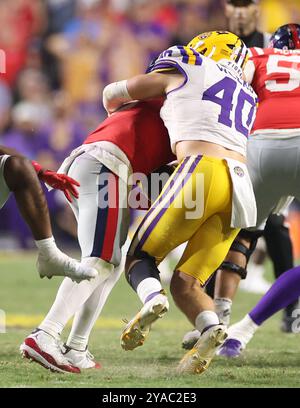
[{"left": 149, "top": 45, "right": 203, "bottom": 73}]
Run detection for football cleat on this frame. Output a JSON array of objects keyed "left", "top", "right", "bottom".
[
  {"left": 37, "top": 250, "right": 98, "bottom": 282},
  {"left": 177, "top": 325, "right": 227, "bottom": 375},
  {"left": 20, "top": 330, "right": 80, "bottom": 374},
  {"left": 121, "top": 291, "right": 169, "bottom": 351},
  {"left": 217, "top": 338, "right": 243, "bottom": 358},
  {"left": 62, "top": 345, "right": 101, "bottom": 370},
  {"left": 182, "top": 329, "right": 200, "bottom": 350},
  {"left": 217, "top": 315, "right": 257, "bottom": 357}
]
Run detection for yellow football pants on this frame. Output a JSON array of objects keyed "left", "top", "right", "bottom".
[{"left": 129, "top": 155, "right": 240, "bottom": 285}]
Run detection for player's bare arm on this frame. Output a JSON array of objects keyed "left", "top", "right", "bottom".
[
  {"left": 0, "top": 145, "right": 23, "bottom": 157},
  {"left": 0, "top": 144, "right": 79, "bottom": 203},
  {"left": 102, "top": 71, "right": 184, "bottom": 115}
]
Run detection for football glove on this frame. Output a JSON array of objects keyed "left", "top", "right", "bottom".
[
  {"left": 40, "top": 170, "right": 80, "bottom": 203},
  {"left": 31, "top": 160, "right": 80, "bottom": 203}
]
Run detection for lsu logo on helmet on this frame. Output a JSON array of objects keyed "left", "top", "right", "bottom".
[{"left": 187, "top": 31, "right": 248, "bottom": 69}]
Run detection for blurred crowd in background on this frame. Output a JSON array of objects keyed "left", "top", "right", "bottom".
[{"left": 0, "top": 0, "right": 299, "bottom": 250}]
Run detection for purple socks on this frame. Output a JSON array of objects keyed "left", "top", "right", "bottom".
[{"left": 249, "top": 266, "right": 300, "bottom": 326}]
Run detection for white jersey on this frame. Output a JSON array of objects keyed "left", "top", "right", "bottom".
[{"left": 151, "top": 46, "right": 258, "bottom": 156}]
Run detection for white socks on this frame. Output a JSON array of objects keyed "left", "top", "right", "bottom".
[
  {"left": 35, "top": 236, "right": 58, "bottom": 256},
  {"left": 39, "top": 269, "right": 110, "bottom": 338},
  {"left": 67, "top": 266, "right": 122, "bottom": 350},
  {"left": 136, "top": 278, "right": 163, "bottom": 304},
  {"left": 227, "top": 314, "right": 258, "bottom": 347},
  {"left": 66, "top": 280, "right": 108, "bottom": 350},
  {"left": 39, "top": 258, "right": 120, "bottom": 347},
  {"left": 195, "top": 310, "right": 220, "bottom": 334},
  {"left": 39, "top": 277, "right": 100, "bottom": 339},
  {"left": 214, "top": 297, "right": 232, "bottom": 326},
  {"left": 240, "top": 314, "right": 258, "bottom": 332}
]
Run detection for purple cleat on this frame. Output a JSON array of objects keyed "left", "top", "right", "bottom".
[{"left": 217, "top": 338, "right": 243, "bottom": 358}]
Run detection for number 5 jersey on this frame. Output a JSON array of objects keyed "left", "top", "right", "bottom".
[
  {"left": 149, "top": 45, "right": 257, "bottom": 157},
  {"left": 246, "top": 47, "right": 300, "bottom": 134}
]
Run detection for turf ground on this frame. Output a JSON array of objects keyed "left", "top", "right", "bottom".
[{"left": 0, "top": 252, "right": 300, "bottom": 388}]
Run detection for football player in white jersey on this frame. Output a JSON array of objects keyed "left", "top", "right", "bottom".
[
  {"left": 183, "top": 24, "right": 300, "bottom": 357},
  {"left": 103, "top": 31, "right": 257, "bottom": 374},
  {"left": 205, "top": 0, "right": 293, "bottom": 314},
  {"left": 217, "top": 23, "right": 300, "bottom": 357}
]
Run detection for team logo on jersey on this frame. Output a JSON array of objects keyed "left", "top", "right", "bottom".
[{"left": 234, "top": 166, "right": 244, "bottom": 177}]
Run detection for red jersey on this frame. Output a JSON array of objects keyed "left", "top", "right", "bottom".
[
  {"left": 84, "top": 99, "right": 175, "bottom": 175},
  {"left": 249, "top": 47, "right": 300, "bottom": 132}
]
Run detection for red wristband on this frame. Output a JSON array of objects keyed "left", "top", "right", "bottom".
[{"left": 31, "top": 160, "right": 43, "bottom": 174}]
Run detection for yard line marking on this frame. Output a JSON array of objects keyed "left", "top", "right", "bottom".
[{"left": 4, "top": 314, "right": 190, "bottom": 330}]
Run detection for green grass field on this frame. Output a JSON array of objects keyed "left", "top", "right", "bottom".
[{"left": 0, "top": 252, "right": 300, "bottom": 388}]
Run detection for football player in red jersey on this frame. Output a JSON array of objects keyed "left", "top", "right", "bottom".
[
  {"left": 20, "top": 99, "right": 175, "bottom": 373},
  {"left": 0, "top": 145, "right": 97, "bottom": 284},
  {"left": 183, "top": 24, "right": 300, "bottom": 356}
]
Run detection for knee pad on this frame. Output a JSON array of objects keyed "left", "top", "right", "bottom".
[
  {"left": 264, "top": 213, "right": 293, "bottom": 278},
  {"left": 265, "top": 213, "right": 285, "bottom": 229},
  {"left": 264, "top": 213, "right": 290, "bottom": 239},
  {"left": 221, "top": 229, "right": 263, "bottom": 279}
]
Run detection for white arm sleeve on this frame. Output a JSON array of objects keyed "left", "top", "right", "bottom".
[
  {"left": 243, "top": 60, "right": 255, "bottom": 84},
  {"left": 102, "top": 80, "right": 132, "bottom": 114}
]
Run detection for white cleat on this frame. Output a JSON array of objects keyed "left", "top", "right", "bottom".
[
  {"left": 182, "top": 329, "right": 201, "bottom": 350},
  {"left": 62, "top": 345, "right": 101, "bottom": 370},
  {"left": 20, "top": 330, "right": 80, "bottom": 374},
  {"left": 37, "top": 251, "right": 98, "bottom": 283},
  {"left": 121, "top": 291, "right": 169, "bottom": 351},
  {"left": 177, "top": 325, "right": 227, "bottom": 375}
]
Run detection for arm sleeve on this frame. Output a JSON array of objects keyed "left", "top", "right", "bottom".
[
  {"left": 102, "top": 80, "right": 132, "bottom": 114},
  {"left": 244, "top": 60, "right": 256, "bottom": 84}
]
